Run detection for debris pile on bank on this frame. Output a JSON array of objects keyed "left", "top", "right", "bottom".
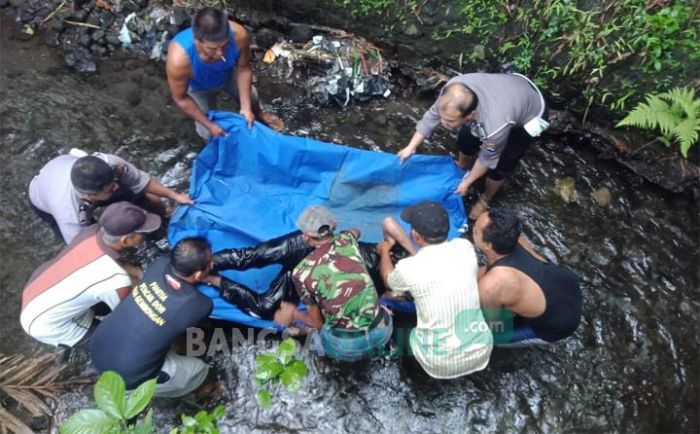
[
  {"left": 261, "top": 33, "right": 391, "bottom": 106},
  {"left": 5, "top": 0, "right": 191, "bottom": 72}
]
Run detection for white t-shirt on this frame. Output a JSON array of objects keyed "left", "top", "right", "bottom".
[
  {"left": 28, "top": 151, "right": 150, "bottom": 243},
  {"left": 388, "top": 238, "right": 493, "bottom": 379}
]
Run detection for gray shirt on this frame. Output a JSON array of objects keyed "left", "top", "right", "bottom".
[
  {"left": 28, "top": 152, "right": 151, "bottom": 243},
  {"left": 415, "top": 73, "right": 545, "bottom": 169}
]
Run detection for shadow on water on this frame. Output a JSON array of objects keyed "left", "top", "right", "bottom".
[{"left": 0, "top": 14, "right": 698, "bottom": 433}]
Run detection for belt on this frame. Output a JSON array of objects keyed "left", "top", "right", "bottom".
[{"left": 329, "top": 310, "right": 388, "bottom": 337}]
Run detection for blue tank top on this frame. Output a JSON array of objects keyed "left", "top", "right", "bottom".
[{"left": 172, "top": 27, "right": 240, "bottom": 91}]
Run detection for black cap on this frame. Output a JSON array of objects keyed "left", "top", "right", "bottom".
[{"left": 400, "top": 200, "right": 449, "bottom": 240}]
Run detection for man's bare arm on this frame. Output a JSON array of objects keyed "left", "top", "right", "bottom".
[
  {"left": 166, "top": 43, "right": 223, "bottom": 135},
  {"left": 231, "top": 22, "right": 254, "bottom": 125}
]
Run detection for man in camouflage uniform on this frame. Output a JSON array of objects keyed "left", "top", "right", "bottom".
[{"left": 287, "top": 205, "right": 392, "bottom": 362}]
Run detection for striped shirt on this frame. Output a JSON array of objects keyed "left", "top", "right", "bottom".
[
  {"left": 388, "top": 238, "right": 493, "bottom": 379},
  {"left": 20, "top": 225, "right": 130, "bottom": 347}
]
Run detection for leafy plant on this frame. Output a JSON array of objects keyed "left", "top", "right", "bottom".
[
  {"left": 59, "top": 371, "right": 156, "bottom": 434},
  {"left": 60, "top": 371, "right": 227, "bottom": 434},
  {"left": 254, "top": 338, "right": 309, "bottom": 408},
  {"left": 170, "top": 405, "right": 227, "bottom": 434},
  {"left": 616, "top": 87, "right": 700, "bottom": 157}
]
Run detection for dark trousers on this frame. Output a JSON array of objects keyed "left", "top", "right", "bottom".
[{"left": 456, "top": 108, "right": 549, "bottom": 181}]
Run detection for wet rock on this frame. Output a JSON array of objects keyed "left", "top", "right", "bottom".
[
  {"left": 553, "top": 177, "right": 579, "bottom": 203},
  {"left": 81, "top": 0, "right": 95, "bottom": 12},
  {"left": 36, "top": 6, "right": 50, "bottom": 19},
  {"left": 165, "top": 24, "right": 179, "bottom": 37},
  {"left": 86, "top": 11, "right": 101, "bottom": 27},
  {"left": 99, "top": 11, "right": 115, "bottom": 28},
  {"left": 30, "top": 415, "right": 50, "bottom": 431},
  {"left": 404, "top": 23, "right": 422, "bottom": 37},
  {"left": 9, "top": 0, "right": 24, "bottom": 7},
  {"left": 71, "top": 9, "right": 87, "bottom": 22},
  {"left": 126, "top": 89, "right": 141, "bottom": 106},
  {"left": 50, "top": 17, "right": 64, "bottom": 32},
  {"left": 593, "top": 187, "right": 612, "bottom": 207},
  {"left": 125, "top": 58, "right": 140, "bottom": 70},
  {"left": 18, "top": 3, "right": 33, "bottom": 22},
  {"left": 254, "top": 28, "right": 282, "bottom": 49},
  {"left": 64, "top": 46, "right": 97, "bottom": 73},
  {"left": 679, "top": 301, "right": 692, "bottom": 317},
  {"left": 288, "top": 24, "right": 312, "bottom": 42},
  {"left": 119, "top": 0, "right": 141, "bottom": 13},
  {"left": 348, "top": 111, "right": 366, "bottom": 125},
  {"left": 172, "top": 7, "right": 190, "bottom": 29},
  {"left": 10, "top": 25, "right": 34, "bottom": 41},
  {"left": 92, "top": 28, "right": 105, "bottom": 43},
  {"left": 156, "top": 17, "right": 169, "bottom": 32},
  {"left": 422, "top": 0, "right": 440, "bottom": 16},
  {"left": 141, "top": 77, "right": 159, "bottom": 91},
  {"left": 79, "top": 31, "right": 91, "bottom": 47},
  {"left": 105, "top": 32, "right": 121, "bottom": 46},
  {"left": 90, "top": 43, "right": 107, "bottom": 57}
]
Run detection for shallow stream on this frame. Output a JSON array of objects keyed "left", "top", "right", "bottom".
[{"left": 0, "top": 14, "right": 698, "bottom": 433}]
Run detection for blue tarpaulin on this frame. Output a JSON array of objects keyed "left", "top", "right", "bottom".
[{"left": 168, "top": 111, "right": 466, "bottom": 329}]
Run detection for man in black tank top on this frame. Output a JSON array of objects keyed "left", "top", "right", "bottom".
[{"left": 472, "top": 208, "right": 582, "bottom": 346}]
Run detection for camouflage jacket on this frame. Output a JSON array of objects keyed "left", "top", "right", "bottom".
[{"left": 292, "top": 230, "right": 380, "bottom": 330}]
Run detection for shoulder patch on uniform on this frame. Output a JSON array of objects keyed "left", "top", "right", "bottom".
[{"left": 165, "top": 274, "right": 181, "bottom": 290}]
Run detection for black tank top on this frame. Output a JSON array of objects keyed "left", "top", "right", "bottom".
[{"left": 489, "top": 244, "right": 582, "bottom": 342}]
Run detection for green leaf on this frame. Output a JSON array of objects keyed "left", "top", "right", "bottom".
[
  {"left": 194, "top": 409, "right": 213, "bottom": 426},
  {"left": 256, "top": 389, "right": 272, "bottom": 408},
  {"left": 255, "top": 353, "right": 278, "bottom": 366},
  {"left": 181, "top": 414, "right": 197, "bottom": 428},
  {"left": 211, "top": 405, "right": 226, "bottom": 420},
  {"left": 255, "top": 361, "right": 284, "bottom": 382},
  {"left": 59, "top": 409, "right": 118, "bottom": 434},
  {"left": 280, "top": 360, "right": 308, "bottom": 392},
  {"left": 124, "top": 378, "right": 157, "bottom": 419},
  {"left": 287, "top": 360, "right": 309, "bottom": 378},
  {"left": 278, "top": 338, "right": 297, "bottom": 365},
  {"left": 132, "top": 409, "right": 155, "bottom": 434},
  {"left": 94, "top": 371, "right": 127, "bottom": 420}
]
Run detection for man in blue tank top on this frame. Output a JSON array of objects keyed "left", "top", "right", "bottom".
[
  {"left": 167, "top": 7, "right": 282, "bottom": 141},
  {"left": 473, "top": 208, "right": 582, "bottom": 347}
]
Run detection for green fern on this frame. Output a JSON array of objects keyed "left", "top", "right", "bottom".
[{"left": 617, "top": 87, "right": 700, "bottom": 157}]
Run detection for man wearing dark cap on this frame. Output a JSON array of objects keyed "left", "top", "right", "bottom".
[
  {"left": 377, "top": 200, "right": 493, "bottom": 379},
  {"left": 20, "top": 202, "right": 161, "bottom": 347},
  {"left": 28, "top": 149, "right": 192, "bottom": 244}
]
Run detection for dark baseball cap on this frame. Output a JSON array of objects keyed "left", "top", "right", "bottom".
[
  {"left": 99, "top": 201, "right": 161, "bottom": 236},
  {"left": 400, "top": 200, "right": 449, "bottom": 240}
]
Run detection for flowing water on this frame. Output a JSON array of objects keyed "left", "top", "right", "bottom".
[{"left": 1, "top": 14, "right": 698, "bottom": 433}]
